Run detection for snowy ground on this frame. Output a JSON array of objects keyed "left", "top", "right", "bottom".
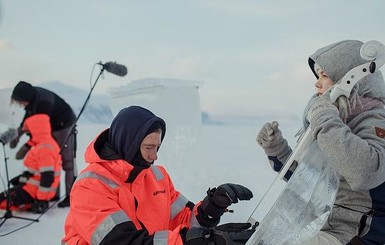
[{"left": 0, "top": 120, "right": 300, "bottom": 244}]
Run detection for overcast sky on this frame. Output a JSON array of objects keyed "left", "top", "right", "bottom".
[{"left": 1, "top": 0, "right": 385, "bottom": 119}]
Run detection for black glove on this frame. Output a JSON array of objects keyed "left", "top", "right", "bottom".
[
  {"left": 30, "top": 200, "right": 49, "bottom": 214},
  {"left": 10, "top": 175, "right": 22, "bottom": 186},
  {"left": 184, "top": 223, "right": 255, "bottom": 245},
  {"left": 212, "top": 223, "right": 255, "bottom": 245},
  {"left": 183, "top": 227, "right": 211, "bottom": 245},
  {"left": 15, "top": 144, "right": 31, "bottom": 160},
  {"left": 9, "top": 171, "right": 33, "bottom": 186},
  {"left": 214, "top": 183, "right": 253, "bottom": 206},
  {"left": 9, "top": 127, "right": 23, "bottom": 149},
  {"left": 201, "top": 183, "right": 253, "bottom": 218}
]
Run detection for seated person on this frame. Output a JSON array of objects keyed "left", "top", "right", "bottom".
[{"left": 0, "top": 114, "right": 62, "bottom": 213}]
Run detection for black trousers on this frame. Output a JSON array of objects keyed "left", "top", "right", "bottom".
[{"left": 0, "top": 185, "right": 34, "bottom": 208}]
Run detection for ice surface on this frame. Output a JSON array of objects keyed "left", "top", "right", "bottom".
[
  {"left": 109, "top": 78, "right": 202, "bottom": 165},
  {"left": 248, "top": 141, "right": 339, "bottom": 245}
]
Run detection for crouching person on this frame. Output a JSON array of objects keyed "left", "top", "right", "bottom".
[
  {"left": 62, "top": 106, "right": 254, "bottom": 245},
  {"left": 0, "top": 114, "right": 61, "bottom": 213}
]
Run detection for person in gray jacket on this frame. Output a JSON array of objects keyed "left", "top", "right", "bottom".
[{"left": 257, "top": 40, "right": 385, "bottom": 245}]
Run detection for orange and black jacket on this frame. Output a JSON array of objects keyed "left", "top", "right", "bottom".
[
  {"left": 63, "top": 106, "right": 219, "bottom": 245},
  {"left": 22, "top": 114, "right": 61, "bottom": 201}
]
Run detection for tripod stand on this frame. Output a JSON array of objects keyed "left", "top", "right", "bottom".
[{"left": 0, "top": 142, "right": 38, "bottom": 227}]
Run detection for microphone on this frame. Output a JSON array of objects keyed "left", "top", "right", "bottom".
[
  {"left": 98, "top": 61, "right": 128, "bottom": 77},
  {"left": 0, "top": 128, "right": 18, "bottom": 145}
]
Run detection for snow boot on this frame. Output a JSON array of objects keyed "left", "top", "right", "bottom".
[{"left": 58, "top": 195, "right": 70, "bottom": 208}]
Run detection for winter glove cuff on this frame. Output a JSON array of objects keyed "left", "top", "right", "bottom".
[
  {"left": 201, "top": 184, "right": 253, "bottom": 219},
  {"left": 183, "top": 227, "right": 211, "bottom": 245},
  {"left": 200, "top": 193, "right": 227, "bottom": 218},
  {"left": 183, "top": 223, "right": 255, "bottom": 245},
  {"left": 212, "top": 222, "right": 255, "bottom": 245},
  {"left": 262, "top": 138, "right": 290, "bottom": 157}
]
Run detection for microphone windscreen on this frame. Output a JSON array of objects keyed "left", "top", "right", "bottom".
[
  {"left": 104, "top": 62, "right": 128, "bottom": 77},
  {"left": 0, "top": 128, "right": 18, "bottom": 144}
]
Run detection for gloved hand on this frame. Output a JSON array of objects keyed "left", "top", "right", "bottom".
[
  {"left": 212, "top": 223, "right": 255, "bottom": 245},
  {"left": 10, "top": 171, "right": 33, "bottom": 186},
  {"left": 257, "top": 121, "right": 283, "bottom": 148},
  {"left": 9, "top": 127, "right": 23, "bottom": 149},
  {"left": 30, "top": 199, "right": 49, "bottom": 214},
  {"left": 15, "top": 144, "right": 31, "bottom": 160},
  {"left": 183, "top": 227, "right": 211, "bottom": 245},
  {"left": 184, "top": 223, "right": 255, "bottom": 245},
  {"left": 257, "top": 121, "right": 289, "bottom": 157},
  {"left": 306, "top": 94, "right": 338, "bottom": 124},
  {"left": 9, "top": 175, "right": 21, "bottom": 186},
  {"left": 201, "top": 183, "right": 253, "bottom": 218}
]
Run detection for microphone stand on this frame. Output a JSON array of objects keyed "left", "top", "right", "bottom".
[
  {"left": 0, "top": 142, "right": 38, "bottom": 228},
  {"left": 60, "top": 64, "right": 106, "bottom": 155},
  {"left": 57, "top": 64, "right": 107, "bottom": 196}
]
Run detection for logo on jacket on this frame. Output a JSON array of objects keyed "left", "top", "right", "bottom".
[
  {"left": 375, "top": 127, "right": 385, "bottom": 138},
  {"left": 153, "top": 189, "right": 166, "bottom": 196}
]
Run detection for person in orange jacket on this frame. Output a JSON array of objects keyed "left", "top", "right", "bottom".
[
  {"left": 0, "top": 114, "right": 62, "bottom": 213},
  {"left": 62, "top": 106, "right": 255, "bottom": 245}
]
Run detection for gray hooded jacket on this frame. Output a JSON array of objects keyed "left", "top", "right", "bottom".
[{"left": 267, "top": 40, "right": 385, "bottom": 244}]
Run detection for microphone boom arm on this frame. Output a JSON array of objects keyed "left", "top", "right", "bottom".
[{"left": 60, "top": 64, "right": 105, "bottom": 154}]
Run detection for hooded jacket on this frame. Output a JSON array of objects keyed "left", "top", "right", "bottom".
[
  {"left": 307, "top": 40, "right": 385, "bottom": 244},
  {"left": 12, "top": 81, "right": 76, "bottom": 131},
  {"left": 267, "top": 40, "right": 385, "bottom": 244},
  {"left": 62, "top": 106, "right": 218, "bottom": 245},
  {"left": 21, "top": 114, "right": 62, "bottom": 201}
]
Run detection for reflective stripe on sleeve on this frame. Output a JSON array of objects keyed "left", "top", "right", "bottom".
[
  {"left": 151, "top": 165, "right": 164, "bottom": 181},
  {"left": 91, "top": 210, "right": 131, "bottom": 245},
  {"left": 39, "top": 166, "right": 55, "bottom": 172},
  {"left": 153, "top": 230, "right": 169, "bottom": 245},
  {"left": 76, "top": 171, "right": 119, "bottom": 189},
  {"left": 26, "top": 178, "right": 56, "bottom": 192},
  {"left": 170, "top": 194, "right": 189, "bottom": 219},
  {"left": 38, "top": 185, "right": 56, "bottom": 193},
  {"left": 36, "top": 143, "right": 55, "bottom": 150}
]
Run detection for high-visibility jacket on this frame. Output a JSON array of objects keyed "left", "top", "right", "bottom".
[
  {"left": 22, "top": 114, "right": 61, "bottom": 201},
  {"left": 62, "top": 131, "right": 207, "bottom": 245}
]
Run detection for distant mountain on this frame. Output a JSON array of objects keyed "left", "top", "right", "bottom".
[
  {"left": 1, "top": 81, "right": 300, "bottom": 127},
  {"left": 38, "top": 81, "right": 113, "bottom": 124}
]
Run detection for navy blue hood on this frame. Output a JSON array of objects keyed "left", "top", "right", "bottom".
[{"left": 108, "top": 106, "right": 166, "bottom": 165}]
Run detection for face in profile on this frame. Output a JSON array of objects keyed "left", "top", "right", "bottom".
[
  {"left": 140, "top": 131, "right": 162, "bottom": 165},
  {"left": 314, "top": 68, "right": 334, "bottom": 95},
  {"left": 11, "top": 99, "right": 29, "bottom": 108}
]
